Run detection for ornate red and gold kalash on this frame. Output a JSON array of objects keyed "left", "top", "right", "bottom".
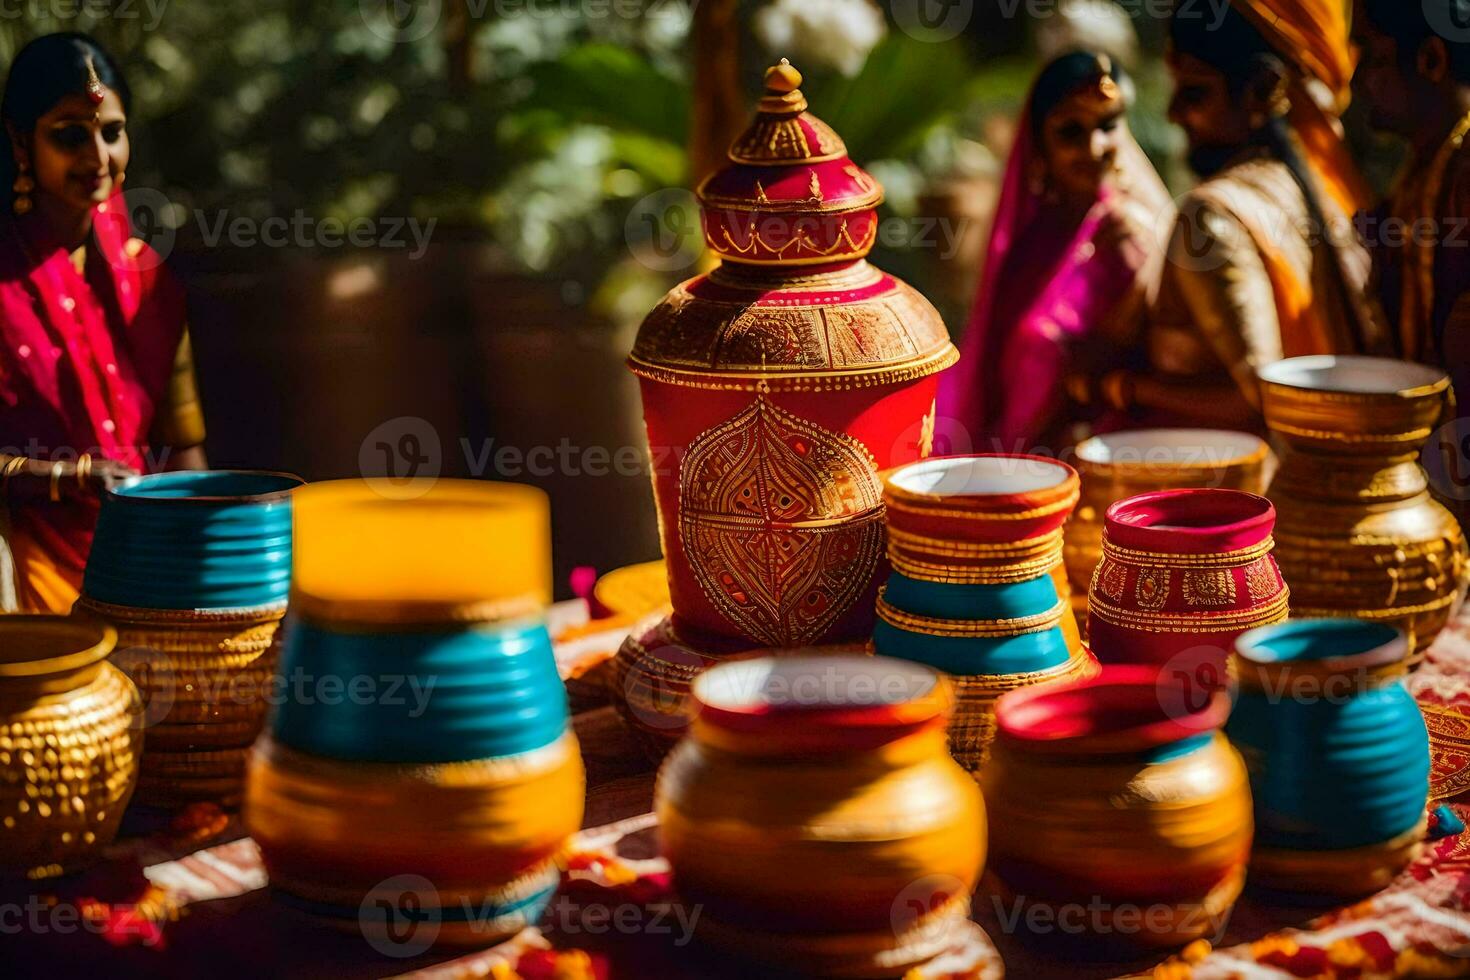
[{"left": 611, "top": 60, "right": 958, "bottom": 757}]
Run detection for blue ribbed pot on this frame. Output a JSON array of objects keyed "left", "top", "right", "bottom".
[
  {"left": 1227, "top": 618, "right": 1428, "bottom": 893},
  {"left": 268, "top": 617, "right": 570, "bottom": 763},
  {"left": 84, "top": 471, "right": 301, "bottom": 610},
  {"left": 874, "top": 572, "right": 1075, "bottom": 676}
]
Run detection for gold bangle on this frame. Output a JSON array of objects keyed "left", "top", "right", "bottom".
[
  {"left": 75, "top": 453, "right": 92, "bottom": 490},
  {"left": 1, "top": 455, "right": 28, "bottom": 498},
  {"left": 49, "top": 460, "right": 65, "bottom": 503}
]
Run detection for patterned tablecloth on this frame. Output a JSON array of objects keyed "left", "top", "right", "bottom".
[{"left": 9, "top": 606, "right": 1470, "bottom": 979}]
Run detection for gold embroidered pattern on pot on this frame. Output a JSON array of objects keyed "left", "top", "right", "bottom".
[
  {"left": 679, "top": 396, "right": 884, "bottom": 647},
  {"left": 1183, "top": 569, "right": 1236, "bottom": 606}
]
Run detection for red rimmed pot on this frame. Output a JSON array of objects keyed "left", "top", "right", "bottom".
[
  {"left": 656, "top": 656, "right": 985, "bottom": 977},
  {"left": 1087, "top": 489, "right": 1288, "bottom": 675},
  {"left": 982, "top": 666, "right": 1253, "bottom": 951},
  {"left": 883, "top": 454, "right": 1080, "bottom": 579}
]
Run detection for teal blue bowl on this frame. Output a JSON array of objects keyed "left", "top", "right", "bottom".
[
  {"left": 83, "top": 471, "right": 301, "bottom": 610},
  {"left": 268, "top": 617, "right": 570, "bottom": 763},
  {"left": 1227, "top": 619, "right": 1428, "bottom": 851}
]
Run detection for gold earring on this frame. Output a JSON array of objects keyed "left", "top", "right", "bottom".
[{"left": 12, "top": 160, "right": 33, "bottom": 216}]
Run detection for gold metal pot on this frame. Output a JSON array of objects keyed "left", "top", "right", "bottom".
[
  {"left": 0, "top": 616, "right": 141, "bottom": 878},
  {"left": 1064, "top": 429, "right": 1269, "bottom": 621},
  {"left": 1260, "top": 356, "right": 1470, "bottom": 665}
]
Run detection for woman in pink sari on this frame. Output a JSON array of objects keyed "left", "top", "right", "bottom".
[
  {"left": 0, "top": 34, "right": 207, "bottom": 613},
  {"left": 940, "top": 51, "right": 1172, "bottom": 454}
]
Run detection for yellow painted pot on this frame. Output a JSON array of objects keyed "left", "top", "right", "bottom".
[
  {"left": 1260, "top": 356, "right": 1470, "bottom": 666},
  {"left": 245, "top": 479, "right": 582, "bottom": 947},
  {"left": 75, "top": 596, "right": 285, "bottom": 809},
  {"left": 0, "top": 616, "right": 141, "bottom": 878},
  {"left": 1064, "top": 429, "right": 1269, "bottom": 621},
  {"left": 245, "top": 731, "right": 585, "bottom": 945},
  {"left": 983, "top": 668, "right": 1252, "bottom": 950},
  {"left": 657, "top": 656, "right": 984, "bottom": 978}
]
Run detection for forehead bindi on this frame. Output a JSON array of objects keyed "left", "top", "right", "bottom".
[{"left": 41, "top": 89, "right": 125, "bottom": 125}]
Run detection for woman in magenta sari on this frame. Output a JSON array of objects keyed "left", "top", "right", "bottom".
[
  {"left": 940, "top": 51, "right": 1172, "bottom": 453},
  {"left": 0, "top": 34, "right": 207, "bottom": 613}
]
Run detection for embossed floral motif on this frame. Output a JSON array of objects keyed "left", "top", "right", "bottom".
[
  {"left": 679, "top": 396, "right": 884, "bottom": 647},
  {"left": 1135, "top": 567, "right": 1171, "bottom": 611},
  {"left": 1183, "top": 569, "right": 1237, "bottom": 607},
  {"left": 1243, "top": 558, "right": 1280, "bottom": 602},
  {"left": 1096, "top": 559, "right": 1127, "bottom": 602}
]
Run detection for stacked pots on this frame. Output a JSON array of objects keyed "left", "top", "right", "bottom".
[
  {"left": 984, "top": 667, "right": 1253, "bottom": 950},
  {"left": 1064, "top": 429, "right": 1269, "bottom": 618},
  {"left": 0, "top": 616, "right": 140, "bottom": 877},
  {"left": 244, "top": 480, "right": 583, "bottom": 946},
  {"left": 76, "top": 470, "right": 302, "bottom": 807},
  {"left": 1260, "top": 355, "right": 1469, "bottom": 665},
  {"left": 657, "top": 656, "right": 983, "bottom": 977},
  {"left": 1228, "top": 619, "right": 1429, "bottom": 896},
  {"left": 874, "top": 455, "right": 1096, "bottom": 773},
  {"left": 1087, "top": 489, "right": 1289, "bottom": 676}
]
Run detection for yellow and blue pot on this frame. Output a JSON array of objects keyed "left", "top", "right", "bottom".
[
  {"left": 1228, "top": 618, "right": 1429, "bottom": 895},
  {"left": 244, "top": 479, "right": 584, "bottom": 946},
  {"left": 77, "top": 470, "right": 303, "bottom": 808}
]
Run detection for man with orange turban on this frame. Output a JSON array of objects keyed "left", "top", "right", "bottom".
[{"left": 1100, "top": 0, "right": 1389, "bottom": 428}]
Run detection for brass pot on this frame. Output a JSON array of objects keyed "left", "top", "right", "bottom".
[
  {"left": 1064, "top": 429, "right": 1269, "bottom": 619},
  {"left": 1260, "top": 356, "right": 1470, "bottom": 665},
  {"left": 0, "top": 616, "right": 141, "bottom": 878}
]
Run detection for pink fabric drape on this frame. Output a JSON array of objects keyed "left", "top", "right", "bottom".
[
  {"left": 0, "top": 193, "right": 185, "bottom": 584},
  {"left": 939, "top": 98, "right": 1169, "bottom": 452}
]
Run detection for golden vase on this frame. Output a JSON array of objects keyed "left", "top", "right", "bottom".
[
  {"left": 1260, "top": 356, "right": 1469, "bottom": 665},
  {"left": 0, "top": 616, "right": 141, "bottom": 878}
]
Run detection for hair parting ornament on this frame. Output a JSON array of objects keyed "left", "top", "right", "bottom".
[{"left": 83, "top": 53, "right": 104, "bottom": 118}]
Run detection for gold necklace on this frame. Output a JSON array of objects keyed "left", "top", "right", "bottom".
[{"left": 1403, "top": 108, "right": 1470, "bottom": 362}]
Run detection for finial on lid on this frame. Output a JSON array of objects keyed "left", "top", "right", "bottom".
[{"left": 765, "top": 59, "right": 803, "bottom": 94}]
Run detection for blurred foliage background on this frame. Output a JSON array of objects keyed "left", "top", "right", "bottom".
[{"left": 2, "top": 0, "right": 1395, "bottom": 327}]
